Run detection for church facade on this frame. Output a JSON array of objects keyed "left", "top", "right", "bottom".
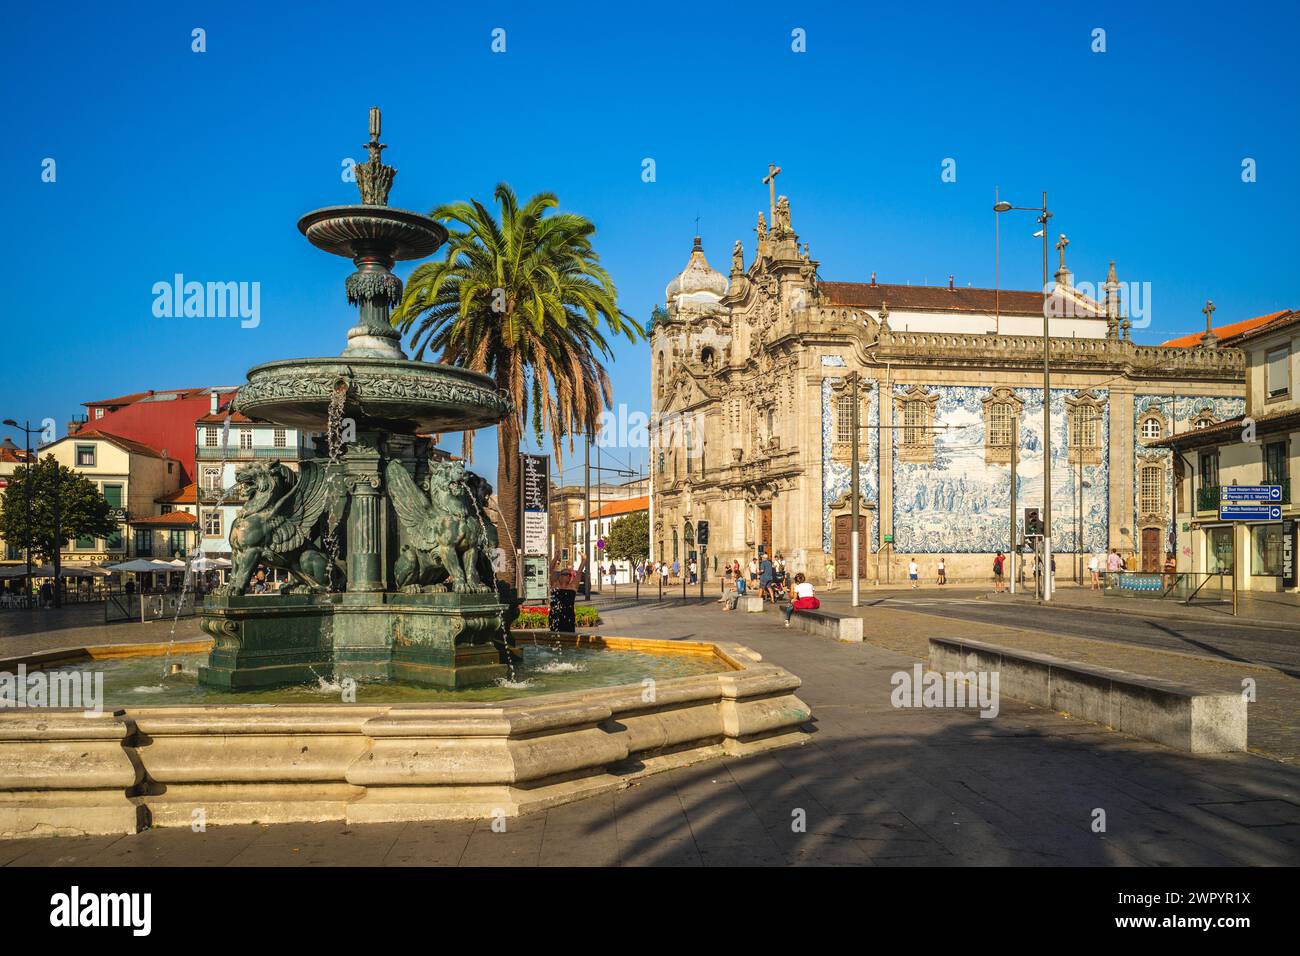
[{"left": 648, "top": 188, "right": 1246, "bottom": 583}]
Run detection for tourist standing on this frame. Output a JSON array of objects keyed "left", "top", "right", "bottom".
[
  {"left": 549, "top": 560, "right": 578, "bottom": 633},
  {"left": 992, "top": 552, "right": 1006, "bottom": 592},
  {"left": 748, "top": 558, "right": 759, "bottom": 584},
  {"left": 825, "top": 557, "right": 836, "bottom": 591},
  {"left": 936, "top": 557, "right": 947, "bottom": 586},
  {"left": 908, "top": 558, "right": 920, "bottom": 589},
  {"left": 688, "top": 558, "right": 697, "bottom": 585},
  {"left": 759, "top": 554, "right": 774, "bottom": 602},
  {"left": 659, "top": 561, "right": 669, "bottom": 588}
]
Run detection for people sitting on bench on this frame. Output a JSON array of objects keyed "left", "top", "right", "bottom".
[
  {"left": 723, "top": 574, "right": 748, "bottom": 611},
  {"left": 784, "top": 573, "right": 820, "bottom": 626}
]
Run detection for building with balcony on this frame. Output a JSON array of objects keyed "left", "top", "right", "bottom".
[
  {"left": 1158, "top": 310, "right": 1299, "bottom": 592},
  {"left": 193, "top": 408, "right": 322, "bottom": 559}
]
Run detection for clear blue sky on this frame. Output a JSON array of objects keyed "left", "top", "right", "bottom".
[{"left": 3, "top": 0, "right": 1296, "bottom": 487}]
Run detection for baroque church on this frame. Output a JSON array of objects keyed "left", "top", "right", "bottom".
[{"left": 648, "top": 181, "right": 1247, "bottom": 582}]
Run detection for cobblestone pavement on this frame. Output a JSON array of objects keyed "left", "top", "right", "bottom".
[
  {"left": 3, "top": 597, "right": 1298, "bottom": 866},
  {"left": 0, "top": 605, "right": 203, "bottom": 658}
]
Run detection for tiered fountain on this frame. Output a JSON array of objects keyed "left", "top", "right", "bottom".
[
  {"left": 0, "top": 111, "right": 811, "bottom": 838},
  {"left": 199, "top": 108, "right": 516, "bottom": 689}
]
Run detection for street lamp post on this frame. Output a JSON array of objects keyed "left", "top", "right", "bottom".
[
  {"left": 2, "top": 419, "right": 36, "bottom": 605},
  {"left": 995, "top": 192, "right": 1054, "bottom": 602}
]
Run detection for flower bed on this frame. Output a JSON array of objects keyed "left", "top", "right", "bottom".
[{"left": 512, "top": 604, "right": 600, "bottom": 629}]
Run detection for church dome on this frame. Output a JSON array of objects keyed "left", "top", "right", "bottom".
[{"left": 665, "top": 237, "right": 728, "bottom": 303}]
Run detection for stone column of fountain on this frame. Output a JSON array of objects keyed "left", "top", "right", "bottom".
[{"left": 199, "top": 108, "right": 516, "bottom": 691}]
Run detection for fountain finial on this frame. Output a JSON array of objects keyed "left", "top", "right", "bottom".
[{"left": 356, "top": 106, "right": 396, "bottom": 205}]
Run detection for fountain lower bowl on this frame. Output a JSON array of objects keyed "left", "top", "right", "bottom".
[
  {"left": 235, "top": 356, "right": 510, "bottom": 433},
  {"left": 0, "top": 636, "right": 811, "bottom": 836}
]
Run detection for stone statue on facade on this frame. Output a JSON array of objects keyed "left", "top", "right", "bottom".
[
  {"left": 732, "top": 240, "right": 745, "bottom": 274},
  {"left": 755, "top": 212, "right": 767, "bottom": 244},
  {"left": 223, "top": 460, "right": 340, "bottom": 594},
  {"left": 774, "top": 195, "right": 791, "bottom": 237}
]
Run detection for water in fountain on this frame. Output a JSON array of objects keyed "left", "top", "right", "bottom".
[{"left": 321, "top": 382, "right": 349, "bottom": 589}]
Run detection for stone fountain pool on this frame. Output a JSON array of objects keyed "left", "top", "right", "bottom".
[{"left": 0, "top": 109, "right": 811, "bottom": 838}]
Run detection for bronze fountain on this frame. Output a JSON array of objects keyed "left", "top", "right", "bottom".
[{"left": 199, "top": 108, "right": 516, "bottom": 689}]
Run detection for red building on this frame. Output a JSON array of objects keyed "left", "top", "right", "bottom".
[{"left": 72, "top": 387, "right": 238, "bottom": 484}]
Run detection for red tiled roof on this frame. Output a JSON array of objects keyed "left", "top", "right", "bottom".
[
  {"left": 0, "top": 447, "right": 29, "bottom": 463},
  {"left": 1224, "top": 309, "right": 1300, "bottom": 345},
  {"left": 1160, "top": 310, "right": 1289, "bottom": 348},
  {"left": 1152, "top": 406, "right": 1300, "bottom": 448},
  {"left": 128, "top": 511, "right": 197, "bottom": 527},
  {"left": 56, "top": 430, "right": 170, "bottom": 460},
  {"left": 819, "top": 281, "right": 1103, "bottom": 318},
  {"left": 196, "top": 410, "right": 257, "bottom": 425},
  {"left": 83, "top": 387, "right": 235, "bottom": 409},
  {"left": 591, "top": 496, "right": 649, "bottom": 519},
  {"left": 157, "top": 482, "right": 196, "bottom": 504}
]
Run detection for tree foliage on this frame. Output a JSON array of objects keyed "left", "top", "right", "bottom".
[
  {"left": 0, "top": 454, "right": 117, "bottom": 562},
  {"left": 603, "top": 511, "right": 650, "bottom": 561}
]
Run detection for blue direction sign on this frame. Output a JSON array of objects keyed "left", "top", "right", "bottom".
[
  {"left": 1220, "top": 503, "right": 1283, "bottom": 521},
  {"left": 1221, "top": 485, "right": 1284, "bottom": 502}
]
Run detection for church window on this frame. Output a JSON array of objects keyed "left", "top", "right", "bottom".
[
  {"left": 1140, "top": 464, "right": 1163, "bottom": 515},
  {"left": 672, "top": 529, "right": 679, "bottom": 561},
  {"left": 657, "top": 362, "right": 664, "bottom": 399},
  {"left": 701, "top": 347, "right": 716, "bottom": 369},
  {"left": 1071, "top": 404, "right": 1099, "bottom": 448},
  {"left": 657, "top": 451, "right": 665, "bottom": 474},
  {"left": 836, "top": 395, "right": 854, "bottom": 444},
  {"left": 1193, "top": 412, "right": 1215, "bottom": 430},
  {"left": 1140, "top": 415, "right": 1163, "bottom": 441},
  {"left": 902, "top": 402, "right": 926, "bottom": 445},
  {"left": 989, "top": 403, "right": 1016, "bottom": 448}
]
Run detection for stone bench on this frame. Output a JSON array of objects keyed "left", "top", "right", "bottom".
[
  {"left": 741, "top": 596, "right": 766, "bottom": 612},
  {"left": 785, "top": 607, "right": 863, "bottom": 643},
  {"left": 928, "top": 637, "right": 1246, "bottom": 753}
]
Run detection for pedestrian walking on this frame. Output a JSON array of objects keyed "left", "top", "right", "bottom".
[{"left": 824, "top": 557, "right": 836, "bottom": 590}]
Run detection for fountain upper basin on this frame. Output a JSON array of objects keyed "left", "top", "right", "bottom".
[{"left": 234, "top": 355, "right": 511, "bottom": 433}]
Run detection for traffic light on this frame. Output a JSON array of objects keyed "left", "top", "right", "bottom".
[
  {"left": 696, "top": 520, "right": 709, "bottom": 546},
  {"left": 1024, "top": 508, "right": 1042, "bottom": 537}
]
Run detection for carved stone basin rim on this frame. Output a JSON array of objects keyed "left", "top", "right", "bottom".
[{"left": 234, "top": 356, "right": 513, "bottom": 432}]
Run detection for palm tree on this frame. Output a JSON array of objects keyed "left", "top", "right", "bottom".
[{"left": 393, "top": 183, "right": 642, "bottom": 584}]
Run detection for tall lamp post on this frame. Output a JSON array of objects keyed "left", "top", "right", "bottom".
[
  {"left": 2, "top": 419, "right": 36, "bottom": 604},
  {"left": 994, "top": 193, "right": 1054, "bottom": 602}
]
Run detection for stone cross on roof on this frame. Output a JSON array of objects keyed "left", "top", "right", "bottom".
[
  {"left": 762, "top": 164, "right": 782, "bottom": 222},
  {"left": 1201, "top": 299, "right": 1218, "bottom": 346}
]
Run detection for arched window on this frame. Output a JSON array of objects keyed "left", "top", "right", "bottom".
[
  {"left": 672, "top": 529, "right": 679, "bottom": 561},
  {"left": 656, "top": 362, "right": 664, "bottom": 398},
  {"left": 1140, "top": 415, "right": 1163, "bottom": 441},
  {"left": 1140, "top": 464, "right": 1163, "bottom": 514},
  {"left": 701, "top": 347, "right": 716, "bottom": 369}
]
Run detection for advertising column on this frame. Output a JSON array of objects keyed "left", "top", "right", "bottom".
[{"left": 520, "top": 454, "right": 550, "bottom": 602}]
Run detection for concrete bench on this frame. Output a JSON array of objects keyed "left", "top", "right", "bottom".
[
  {"left": 928, "top": 637, "right": 1246, "bottom": 753},
  {"left": 741, "top": 596, "right": 766, "bottom": 612},
  {"left": 785, "top": 607, "right": 863, "bottom": 643}
]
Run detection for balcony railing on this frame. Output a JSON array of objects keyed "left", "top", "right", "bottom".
[{"left": 196, "top": 446, "right": 296, "bottom": 460}]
